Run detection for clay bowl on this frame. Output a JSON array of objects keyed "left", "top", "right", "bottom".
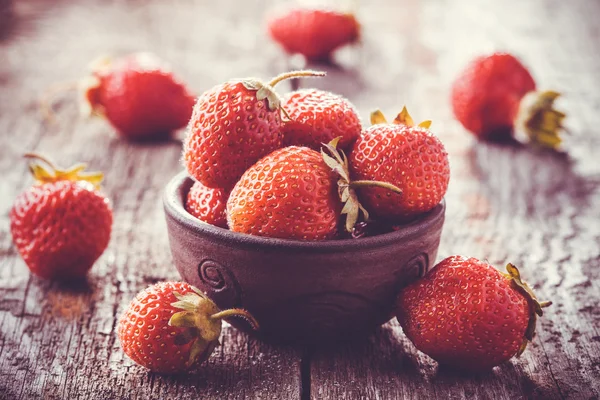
[{"left": 163, "top": 171, "right": 445, "bottom": 345}]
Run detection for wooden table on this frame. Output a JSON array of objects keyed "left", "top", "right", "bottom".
[{"left": 1, "top": 0, "right": 599, "bottom": 398}]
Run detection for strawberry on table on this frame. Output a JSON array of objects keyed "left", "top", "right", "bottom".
[
  {"left": 185, "top": 181, "right": 228, "bottom": 228},
  {"left": 9, "top": 154, "right": 112, "bottom": 279},
  {"left": 349, "top": 107, "right": 450, "bottom": 220},
  {"left": 118, "top": 282, "right": 258, "bottom": 373},
  {"left": 282, "top": 88, "right": 362, "bottom": 151},
  {"left": 451, "top": 52, "right": 566, "bottom": 149},
  {"left": 396, "top": 256, "right": 552, "bottom": 371},
  {"left": 267, "top": 8, "right": 360, "bottom": 62},
  {"left": 81, "top": 52, "right": 196, "bottom": 140},
  {"left": 183, "top": 70, "right": 325, "bottom": 190}
]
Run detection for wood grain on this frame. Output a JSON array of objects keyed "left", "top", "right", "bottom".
[
  {"left": 0, "top": 0, "right": 599, "bottom": 399},
  {"left": 0, "top": 1, "right": 301, "bottom": 399},
  {"left": 309, "top": 0, "right": 600, "bottom": 399}
]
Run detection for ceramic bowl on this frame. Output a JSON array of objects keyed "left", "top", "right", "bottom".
[{"left": 163, "top": 171, "right": 445, "bottom": 345}]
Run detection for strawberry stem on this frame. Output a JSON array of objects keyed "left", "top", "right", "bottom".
[
  {"left": 23, "top": 152, "right": 104, "bottom": 188},
  {"left": 241, "top": 71, "right": 325, "bottom": 113},
  {"left": 210, "top": 308, "right": 260, "bottom": 330},
  {"left": 168, "top": 287, "right": 261, "bottom": 368},
  {"left": 320, "top": 138, "right": 402, "bottom": 233},
  {"left": 268, "top": 70, "right": 326, "bottom": 87},
  {"left": 24, "top": 152, "right": 59, "bottom": 171},
  {"left": 350, "top": 180, "right": 402, "bottom": 194}
]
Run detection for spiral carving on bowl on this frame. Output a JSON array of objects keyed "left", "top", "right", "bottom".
[
  {"left": 405, "top": 252, "right": 429, "bottom": 281},
  {"left": 197, "top": 259, "right": 241, "bottom": 307},
  {"left": 199, "top": 259, "right": 227, "bottom": 289}
]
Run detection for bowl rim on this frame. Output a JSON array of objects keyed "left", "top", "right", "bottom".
[{"left": 163, "top": 171, "right": 445, "bottom": 252}]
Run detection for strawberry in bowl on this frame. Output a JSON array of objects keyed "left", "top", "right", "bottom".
[
  {"left": 166, "top": 69, "right": 450, "bottom": 343},
  {"left": 164, "top": 171, "right": 445, "bottom": 344}
]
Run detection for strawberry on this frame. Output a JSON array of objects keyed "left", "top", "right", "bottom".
[
  {"left": 183, "top": 70, "right": 325, "bottom": 190},
  {"left": 451, "top": 52, "right": 566, "bottom": 149},
  {"left": 227, "top": 140, "right": 401, "bottom": 240},
  {"left": 282, "top": 88, "right": 362, "bottom": 151},
  {"left": 81, "top": 52, "right": 196, "bottom": 140},
  {"left": 267, "top": 8, "right": 360, "bottom": 62},
  {"left": 118, "top": 282, "right": 258, "bottom": 373},
  {"left": 227, "top": 146, "right": 341, "bottom": 240},
  {"left": 396, "top": 256, "right": 551, "bottom": 371},
  {"left": 9, "top": 154, "right": 112, "bottom": 279},
  {"left": 348, "top": 107, "right": 450, "bottom": 219},
  {"left": 185, "top": 181, "right": 228, "bottom": 228}
]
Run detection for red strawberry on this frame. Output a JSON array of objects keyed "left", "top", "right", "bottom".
[
  {"left": 183, "top": 70, "right": 324, "bottom": 190},
  {"left": 227, "top": 146, "right": 341, "bottom": 240},
  {"left": 451, "top": 52, "right": 566, "bottom": 149},
  {"left": 185, "top": 181, "right": 228, "bottom": 228},
  {"left": 82, "top": 52, "right": 196, "bottom": 140},
  {"left": 348, "top": 108, "right": 450, "bottom": 219},
  {"left": 396, "top": 256, "right": 551, "bottom": 370},
  {"left": 118, "top": 282, "right": 258, "bottom": 373},
  {"left": 267, "top": 8, "right": 360, "bottom": 62},
  {"left": 282, "top": 89, "right": 362, "bottom": 150},
  {"left": 10, "top": 154, "right": 112, "bottom": 279}
]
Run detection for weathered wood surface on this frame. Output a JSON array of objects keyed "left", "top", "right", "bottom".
[
  {"left": 0, "top": 0, "right": 598, "bottom": 399},
  {"left": 309, "top": 0, "right": 600, "bottom": 399}
]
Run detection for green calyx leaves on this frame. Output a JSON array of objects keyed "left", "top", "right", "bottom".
[
  {"left": 168, "top": 285, "right": 259, "bottom": 368},
  {"left": 320, "top": 138, "right": 402, "bottom": 233},
  {"left": 370, "top": 106, "right": 432, "bottom": 129},
  {"left": 516, "top": 90, "right": 566, "bottom": 150},
  {"left": 241, "top": 79, "right": 283, "bottom": 112},
  {"left": 321, "top": 138, "right": 369, "bottom": 233},
  {"left": 503, "top": 263, "right": 552, "bottom": 357},
  {"left": 25, "top": 153, "right": 104, "bottom": 189},
  {"left": 240, "top": 70, "right": 326, "bottom": 115}
]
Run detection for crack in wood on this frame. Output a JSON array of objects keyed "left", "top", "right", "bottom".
[{"left": 300, "top": 349, "right": 311, "bottom": 400}]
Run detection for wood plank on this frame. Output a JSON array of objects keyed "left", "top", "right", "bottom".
[
  {"left": 309, "top": 0, "right": 600, "bottom": 398},
  {"left": 0, "top": 0, "right": 301, "bottom": 399},
  {"left": 1, "top": 0, "right": 599, "bottom": 398}
]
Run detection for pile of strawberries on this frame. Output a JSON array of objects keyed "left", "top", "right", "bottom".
[
  {"left": 181, "top": 70, "right": 450, "bottom": 240},
  {"left": 8, "top": 4, "right": 562, "bottom": 378}
]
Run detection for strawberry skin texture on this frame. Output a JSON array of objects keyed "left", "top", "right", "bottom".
[
  {"left": 185, "top": 181, "right": 228, "bottom": 228},
  {"left": 227, "top": 146, "right": 340, "bottom": 241},
  {"left": 268, "top": 9, "right": 359, "bottom": 61},
  {"left": 10, "top": 181, "right": 112, "bottom": 279},
  {"left": 88, "top": 54, "right": 196, "bottom": 140},
  {"left": 118, "top": 282, "right": 211, "bottom": 373},
  {"left": 183, "top": 82, "right": 283, "bottom": 190},
  {"left": 451, "top": 53, "right": 536, "bottom": 140},
  {"left": 349, "top": 124, "right": 449, "bottom": 218},
  {"left": 396, "top": 256, "right": 530, "bottom": 370},
  {"left": 282, "top": 89, "right": 362, "bottom": 150}
]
